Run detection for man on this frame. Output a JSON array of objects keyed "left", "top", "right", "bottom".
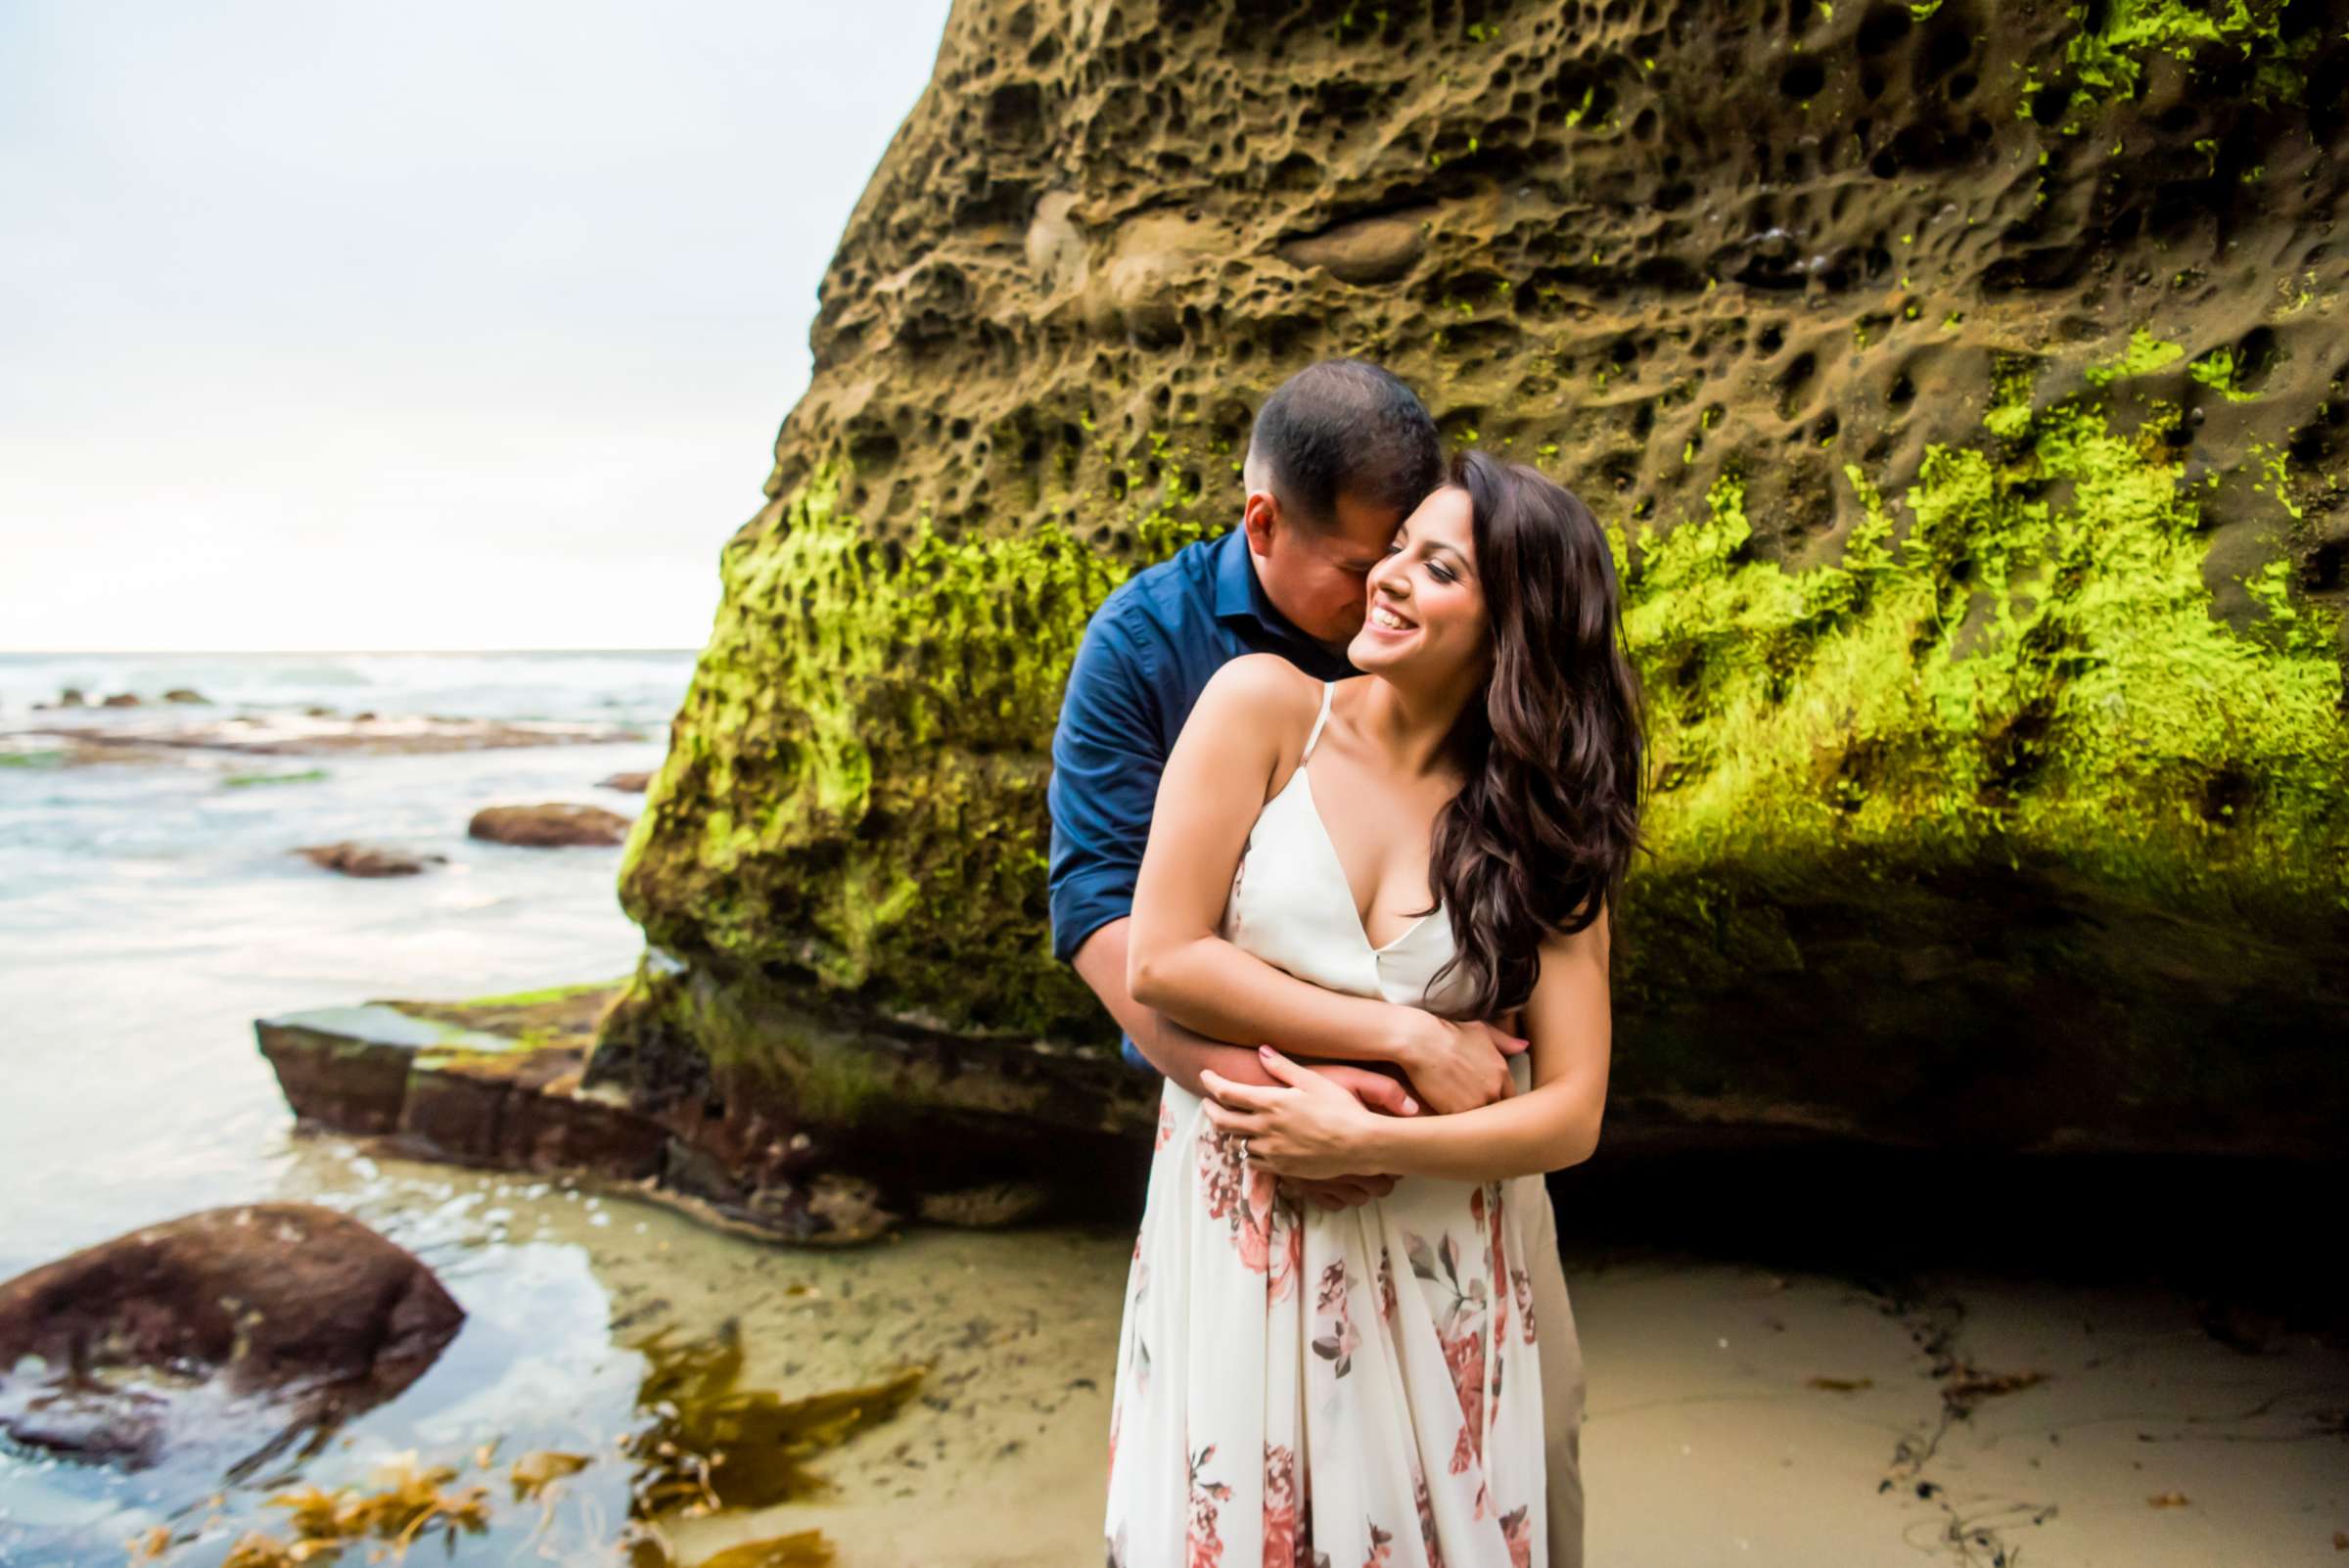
[{"left": 1047, "top": 358, "right": 1588, "bottom": 1565}]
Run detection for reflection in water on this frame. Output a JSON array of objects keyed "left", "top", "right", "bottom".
[
  {"left": 3, "top": 1220, "right": 928, "bottom": 1567},
  {"left": 622, "top": 1320, "right": 924, "bottom": 1515}
]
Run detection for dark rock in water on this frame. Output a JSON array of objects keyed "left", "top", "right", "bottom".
[
  {"left": 352, "top": 709, "right": 378, "bottom": 721},
  {"left": 57, "top": 686, "right": 86, "bottom": 708},
  {"left": 295, "top": 842, "right": 448, "bottom": 878},
  {"left": 0, "top": 1203, "right": 462, "bottom": 1468},
  {"left": 99, "top": 692, "right": 140, "bottom": 708},
  {"left": 595, "top": 0, "right": 2349, "bottom": 1164},
  {"left": 161, "top": 687, "right": 208, "bottom": 705},
  {"left": 301, "top": 704, "right": 335, "bottom": 717},
  {"left": 597, "top": 770, "right": 654, "bottom": 793},
  {"left": 469, "top": 803, "right": 631, "bottom": 848}
]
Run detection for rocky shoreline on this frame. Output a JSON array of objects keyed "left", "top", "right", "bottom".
[
  {"left": 2, "top": 709, "right": 648, "bottom": 764},
  {"left": 253, "top": 970, "right": 1140, "bottom": 1247}
]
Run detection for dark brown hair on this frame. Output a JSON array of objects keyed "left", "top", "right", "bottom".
[
  {"left": 1247, "top": 359, "right": 1443, "bottom": 530},
  {"left": 1422, "top": 448, "right": 1650, "bottom": 1018}
]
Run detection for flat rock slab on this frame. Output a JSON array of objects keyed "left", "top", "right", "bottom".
[{"left": 253, "top": 984, "right": 895, "bottom": 1245}]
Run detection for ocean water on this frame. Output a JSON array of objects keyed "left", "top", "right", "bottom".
[
  {"left": 0, "top": 650, "right": 700, "bottom": 1274},
  {"left": 0, "top": 649, "right": 698, "bottom": 728},
  {"left": 0, "top": 649, "right": 1140, "bottom": 1567}
]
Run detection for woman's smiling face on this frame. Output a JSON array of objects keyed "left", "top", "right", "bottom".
[{"left": 1346, "top": 484, "right": 1489, "bottom": 680}]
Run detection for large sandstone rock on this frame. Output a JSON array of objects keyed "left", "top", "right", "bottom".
[
  {"left": 596, "top": 1, "right": 2349, "bottom": 1161},
  {"left": 0, "top": 1204, "right": 461, "bottom": 1467}
]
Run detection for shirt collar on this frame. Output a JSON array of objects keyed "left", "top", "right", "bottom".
[
  {"left": 1210, "top": 526, "right": 1267, "bottom": 626},
  {"left": 1209, "top": 527, "right": 1360, "bottom": 678}
]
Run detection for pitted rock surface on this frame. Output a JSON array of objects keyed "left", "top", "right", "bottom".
[{"left": 603, "top": 1, "right": 2349, "bottom": 1159}]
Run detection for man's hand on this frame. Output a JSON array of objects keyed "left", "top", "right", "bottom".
[
  {"left": 1306, "top": 1061, "right": 1418, "bottom": 1118},
  {"left": 1395, "top": 1015, "right": 1529, "bottom": 1115},
  {"left": 1282, "top": 1173, "right": 1398, "bottom": 1211}
]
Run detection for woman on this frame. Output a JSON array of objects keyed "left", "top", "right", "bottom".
[{"left": 1102, "top": 449, "right": 1647, "bottom": 1567}]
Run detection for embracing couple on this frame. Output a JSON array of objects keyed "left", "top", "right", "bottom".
[{"left": 1048, "top": 359, "right": 1645, "bottom": 1567}]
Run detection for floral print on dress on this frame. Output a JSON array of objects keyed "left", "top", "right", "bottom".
[
  {"left": 1409, "top": 1229, "right": 1491, "bottom": 1475},
  {"left": 1312, "top": 1260, "right": 1359, "bottom": 1377},
  {"left": 1108, "top": 1073, "right": 1548, "bottom": 1566},
  {"left": 1197, "top": 1125, "right": 1303, "bottom": 1303},
  {"left": 1158, "top": 1099, "right": 1176, "bottom": 1149},
  {"left": 1188, "top": 1446, "right": 1231, "bottom": 1568},
  {"left": 1475, "top": 1185, "right": 1509, "bottom": 1408},
  {"left": 1411, "top": 1470, "right": 1446, "bottom": 1568},
  {"left": 1263, "top": 1443, "right": 1311, "bottom": 1568},
  {"left": 1499, "top": 1507, "right": 1533, "bottom": 1568}
]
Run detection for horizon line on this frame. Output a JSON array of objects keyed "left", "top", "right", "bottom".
[{"left": 0, "top": 647, "right": 705, "bottom": 657}]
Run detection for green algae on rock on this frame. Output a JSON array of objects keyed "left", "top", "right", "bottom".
[{"left": 596, "top": 0, "right": 2349, "bottom": 1162}]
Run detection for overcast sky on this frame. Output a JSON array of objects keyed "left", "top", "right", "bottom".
[{"left": 1, "top": 1, "right": 952, "bottom": 651}]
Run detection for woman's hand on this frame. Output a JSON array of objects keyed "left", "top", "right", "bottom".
[
  {"left": 1199, "top": 1047, "right": 1390, "bottom": 1180},
  {"left": 1393, "top": 1012, "right": 1527, "bottom": 1115}
]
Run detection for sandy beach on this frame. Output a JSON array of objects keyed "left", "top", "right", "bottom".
[{"left": 3, "top": 654, "right": 2341, "bottom": 1566}]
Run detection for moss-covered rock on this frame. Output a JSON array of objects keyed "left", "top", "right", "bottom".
[{"left": 602, "top": 0, "right": 2349, "bottom": 1159}]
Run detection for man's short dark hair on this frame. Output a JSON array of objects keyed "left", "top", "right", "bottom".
[{"left": 1246, "top": 359, "right": 1442, "bottom": 531}]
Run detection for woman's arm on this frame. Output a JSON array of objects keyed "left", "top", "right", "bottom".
[
  {"left": 1076, "top": 914, "right": 1417, "bottom": 1116},
  {"left": 1200, "top": 902, "right": 1614, "bottom": 1183},
  {"left": 1124, "top": 657, "right": 1511, "bottom": 1103}
]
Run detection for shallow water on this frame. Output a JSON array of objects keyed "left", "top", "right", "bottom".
[{"left": 3, "top": 652, "right": 2343, "bottom": 1566}]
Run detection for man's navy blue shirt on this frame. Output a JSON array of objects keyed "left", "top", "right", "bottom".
[{"left": 1047, "top": 527, "right": 1357, "bottom": 1069}]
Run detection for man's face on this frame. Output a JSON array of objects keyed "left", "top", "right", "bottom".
[{"left": 1244, "top": 488, "right": 1407, "bottom": 651}]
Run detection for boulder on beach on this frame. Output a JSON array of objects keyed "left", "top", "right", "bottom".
[
  {"left": 99, "top": 692, "right": 140, "bottom": 708},
  {"left": 295, "top": 842, "right": 449, "bottom": 878},
  {"left": 253, "top": 980, "right": 1117, "bottom": 1243},
  {"left": 469, "top": 803, "right": 631, "bottom": 848},
  {"left": 161, "top": 687, "right": 209, "bottom": 705},
  {"left": 0, "top": 1202, "right": 463, "bottom": 1467},
  {"left": 583, "top": 0, "right": 2349, "bottom": 1170},
  {"left": 597, "top": 770, "right": 653, "bottom": 793}
]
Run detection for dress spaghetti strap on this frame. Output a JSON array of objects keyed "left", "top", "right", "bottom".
[{"left": 1299, "top": 679, "right": 1335, "bottom": 762}]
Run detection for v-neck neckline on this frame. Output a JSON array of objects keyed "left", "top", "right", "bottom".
[{"left": 1283, "top": 754, "right": 1440, "bottom": 956}]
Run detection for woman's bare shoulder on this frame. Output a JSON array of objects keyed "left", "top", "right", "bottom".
[{"left": 1193, "top": 653, "right": 1323, "bottom": 736}]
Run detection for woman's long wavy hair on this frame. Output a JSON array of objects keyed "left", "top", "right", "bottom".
[{"left": 1420, "top": 447, "right": 1650, "bottom": 1020}]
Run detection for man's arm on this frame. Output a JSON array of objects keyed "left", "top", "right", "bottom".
[{"left": 1074, "top": 917, "right": 1415, "bottom": 1114}]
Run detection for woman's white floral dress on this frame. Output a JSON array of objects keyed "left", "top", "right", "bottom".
[{"left": 1105, "top": 682, "right": 1547, "bottom": 1568}]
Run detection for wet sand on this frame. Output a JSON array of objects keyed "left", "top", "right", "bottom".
[{"left": 239, "top": 1142, "right": 2349, "bottom": 1568}]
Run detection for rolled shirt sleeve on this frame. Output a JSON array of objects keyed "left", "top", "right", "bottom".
[{"left": 1047, "top": 608, "right": 1167, "bottom": 966}]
